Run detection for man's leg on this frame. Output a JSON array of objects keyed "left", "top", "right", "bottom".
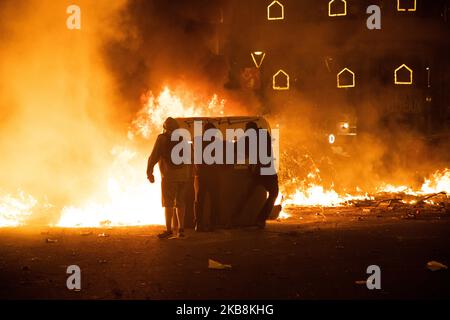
[
  {"left": 176, "top": 206, "right": 186, "bottom": 236},
  {"left": 157, "top": 207, "right": 174, "bottom": 239},
  {"left": 165, "top": 207, "right": 174, "bottom": 232},
  {"left": 159, "top": 178, "right": 175, "bottom": 239},
  {"left": 257, "top": 177, "right": 279, "bottom": 228},
  {"left": 172, "top": 208, "right": 178, "bottom": 231},
  {"left": 175, "top": 181, "right": 188, "bottom": 237}
]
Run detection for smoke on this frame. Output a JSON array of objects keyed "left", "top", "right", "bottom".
[
  {"left": 0, "top": 0, "right": 128, "bottom": 224},
  {"left": 0, "top": 0, "right": 448, "bottom": 226},
  {"left": 102, "top": 0, "right": 235, "bottom": 115}
]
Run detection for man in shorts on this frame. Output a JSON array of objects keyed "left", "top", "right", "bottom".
[{"left": 147, "top": 117, "right": 191, "bottom": 239}]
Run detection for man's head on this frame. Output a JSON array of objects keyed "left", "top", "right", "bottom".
[
  {"left": 245, "top": 121, "right": 258, "bottom": 132},
  {"left": 163, "top": 117, "right": 179, "bottom": 133}
]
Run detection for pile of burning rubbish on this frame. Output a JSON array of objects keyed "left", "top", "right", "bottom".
[{"left": 277, "top": 168, "right": 450, "bottom": 220}]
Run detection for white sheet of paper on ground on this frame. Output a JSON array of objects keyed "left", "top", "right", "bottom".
[
  {"left": 427, "top": 261, "right": 448, "bottom": 271},
  {"left": 208, "top": 259, "right": 232, "bottom": 270}
]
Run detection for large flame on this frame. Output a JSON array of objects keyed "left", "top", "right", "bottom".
[
  {"left": 0, "top": 192, "right": 37, "bottom": 227},
  {"left": 377, "top": 169, "right": 450, "bottom": 196},
  {"left": 282, "top": 169, "right": 449, "bottom": 209},
  {"left": 56, "top": 87, "right": 225, "bottom": 228}
]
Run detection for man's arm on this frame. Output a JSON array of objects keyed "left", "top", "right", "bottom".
[{"left": 147, "top": 135, "right": 163, "bottom": 182}]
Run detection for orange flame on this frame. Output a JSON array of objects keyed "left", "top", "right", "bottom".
[
  {"left": 0, "top": 192, "right": 37, "bottom": 227},
  {"left": 56, "top": 87, "right": 226, "bottom": 227}
]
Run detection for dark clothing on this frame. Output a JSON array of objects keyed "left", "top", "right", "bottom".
[
  {"left": 194, "top": 174, "right": 221, "bottom": 230},
  {"left": 235, "top": 129, "right": 278, "bottom": 225},
  {"left": 161, "top": 178, "right": 189, "bottom": 208},
  {"left": 235, "top": 174, "right": 279, "bottom": 225},
  {"left": 255, "top": 175, "right": 279, "bottom": 222},
  {"left": 193, "top": 137, "right": 222, "bottom": 230},
  {"left": 148, "top": 132, "right": 190, "bottom": 209},
  {"left": 147, "top": 133, "right": 190, "bottom": 182}
]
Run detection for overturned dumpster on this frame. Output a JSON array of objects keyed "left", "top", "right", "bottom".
[{"left": 169, "top": 116, "right": 278, "bottom": 229}]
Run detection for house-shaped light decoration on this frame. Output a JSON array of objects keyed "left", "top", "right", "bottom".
[
  {"left": 273, "top": 70, "right": 290, "bottom": 90},
  {"left": 395, "top": 64, "right": 413, "bottom": 85},
  {"left": 397, "top": 0, "right": 417, "bottom": 12},
  {"left": 337, "top": 68, "right": 355, "bottom": 88},
  {"left": 328, "top": 0, "right": 347, "bottom": 17},
  {"left": 267, "top": 1, "right": 285, "bottom": 20},
  {"left": 251, "top": 51, "right": 266, "bottom": 68}
]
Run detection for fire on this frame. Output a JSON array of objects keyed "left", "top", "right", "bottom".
[
  {"left": 56, "top": 87, "right": 226, "bottom": 228},
  {"left": 421, "top": 169, "right": 450, "bottom": 194},
  {"left": 0, "top": 86, "right": 448, "bottom": 228},
  {"left": 378, "top": 169, "right": 450, "bottom": 195},
  {"left": 284, "top": 185, "right": 370, "bottom": 207},
  {"left": 0, "top": 192, "right": 37, "bottom": 227},
  {"left": 57, "top": 150, "right": 165, "bottom": 228},
  {"left": 131, "top": 87, "right": 225, "bottom": 139},
  {"left": 283, "top": 168, "right": 449, "bottom": 208}
]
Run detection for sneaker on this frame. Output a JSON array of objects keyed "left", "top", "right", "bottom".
[
  {"left": 157, "top": 230, "right": 173, "bottom": 239},
  {"left": 178, "top": 229, "right": 185, "bottom": 238}
]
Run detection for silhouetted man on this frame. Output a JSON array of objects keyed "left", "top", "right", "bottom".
[
  {"left": 236, "top": 121, "right": 279, "bottom": 229},
  {"left": 147, "top": 117, "right": 190, "bottom": 239}
]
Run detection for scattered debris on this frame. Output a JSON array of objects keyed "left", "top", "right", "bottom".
[
  {"left": 98, "top": 259, "right": 108, "bottom": 264},
  {"left": 427, "top": 261, "right": 448, "bottom": 271},
  {"left": 208, "top": 259, "right": 232, "bottom": 270},
  {"left": 80, "top": 231, "right": 93, "bottom": 236},
  {"left": 45, "top": 238, "right": 58, "bottom": 243},
  {"left": 98, "top": 233, "right": 109, "bottom": 237}
]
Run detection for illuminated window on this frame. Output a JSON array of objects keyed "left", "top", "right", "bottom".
[
  {"left": 328, "top": 0, "right": 347, "bottom": 17},
  {"left": 251, "top": 51, "right": 266, "bottom": 68},
  {"left": 267, "top": 1, "right": 284, "bottom": 21},
  {"left": 273, "top": 70, "right": 289, "bottom": 90},
  {"left": 394, "top": 64, "right": 413, "bottom": 85},
  {"left": 337, "top": 68, "right": 355, "bottom": 88},
  {"left": 397, "top": 0, "right": 416, "bottom": 12}
]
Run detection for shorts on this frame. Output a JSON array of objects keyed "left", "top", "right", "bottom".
[{"left": 161, "top": 178, "right": 188, "bottom": 208}]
